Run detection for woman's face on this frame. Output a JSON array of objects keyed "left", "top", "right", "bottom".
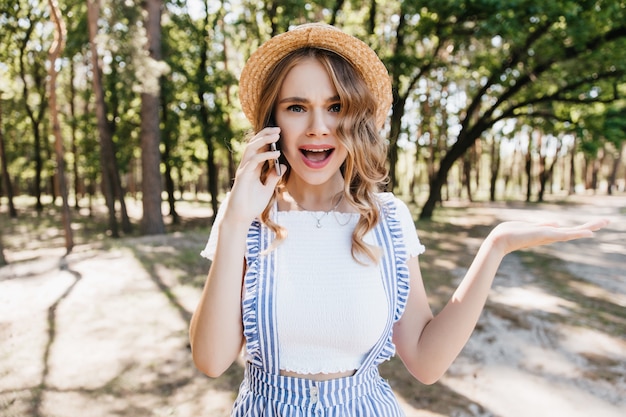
[{"left": 273, "top": 58, "right": 348, "bottom": 188}]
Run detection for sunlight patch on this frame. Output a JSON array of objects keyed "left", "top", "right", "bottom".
[
  {"left": 522, "top": 344, "right": 581, "bottom": 376},
  {"left": 559, "top": 325, "right": 626, "bottom": 359},
  {"left": 490, "top": 285, "right": 577, "bottom": 314},
  {"left": 442, "top": 365, "right": 625, "bottom": 417},
  {"left": 568, "top": 280, "right": 626, "bottom": 307}
]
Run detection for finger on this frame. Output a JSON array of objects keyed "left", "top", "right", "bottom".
[
  {"left": 237, "top": 149, "right": 281, "bottom": 177},
  {"left": 552, "top": 221, "right": 607, "bottom": 241},
  {"left": 538, "top": 219, "right": 608, "bottom": 233},
  {"left": 249, "top": 127, "right": 281, "bottom": 147},
  {"left": 555, "top": 219, "right": 609, "bottom": 235},
  {"left": 578, "top": 218, "right": 610, "bottom": 231},
  {"left": 240, "top": 128, "right": 281, "bottom": 162}
]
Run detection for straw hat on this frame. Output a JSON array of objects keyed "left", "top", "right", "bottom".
[{"left": 239, "top": 23, "right": 392, "bottom": 129}]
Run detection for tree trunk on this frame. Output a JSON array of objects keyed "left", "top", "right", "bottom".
[
  {"left": 219, "top": 12, "right": 237, "bottom": 188},
  {"left": 163, "top": 158, "right": 177, "bottom": 221},
  {"left": 463, "top": 154, "right": 472, "bottom": 201},
  {"left": 590, "top": 149, "right": 604, "bottom": 192},
  {"left": 569, "top": 137, "right": 577, "bottom": 195},
  {"left": 474, "top": 140, "right": 481, "bottom": 193},
  {"left": 0, "top": 99, "right": 17, "bottom": 218},
  {"left": 69, "top": 59, "right": 80, "bottom": 210},
  {"left": 18, "top": 27, "right": 47, "bottom": 213},
  {"left": 386, "top": 9, "right": 409, "bottom": 192},
  {"left": 140, "top": 0, "right": 165, "bottom": 235},
  {"left": 328, "top": 0, "right": 345, "bottom": 26},
  {"left": 32, "top": 123, "right": 43, "bottom": 211},
  {"left": 0, "top": 232, "right": 6, "bottom": 266},
  {"left": 537, "top": 132, "right": 547, "bottom": 202},
  {"left": 607, "top": 143, "right": 623, "bottom": 195},
  {"left": 525, "top": 133, "right": 532, "bottom": 202},
  {"left": 537, "top": 155, "right": 548, "bottom": 202},
  {"left": 387, "top": 94, "right": 406, "bottom": 190},
  {"left": 47, "top": 0, "right": 73, "bottom": 253},
  {"left": 87, "top": 0, "right": 119, "bottom": 237},
  {"left": 419, "top": 124, "right": 483, "bottom": 219},
  {"left": 161, "top": 88, "right": 179, "bottom": 224},
  {"left": 489, "top": 135, "right": 500, "bottom": 202},
  {"left": 199, "top": 2, "right": 219, "bottom": 218},
  {"left": 538, "top": 136, "right": 561, "bottom": 201}
]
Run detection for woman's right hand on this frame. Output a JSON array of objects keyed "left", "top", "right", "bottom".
[
  {"left": 190, "top": 128, "right": 283, "bottom": 378},
  {"left": 224, "top": 127, "right": 284, "bottom": 225}
]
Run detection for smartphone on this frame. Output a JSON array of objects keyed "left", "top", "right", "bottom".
[{"left": 270, "top": 141, "right": 282, "bottom": 176}]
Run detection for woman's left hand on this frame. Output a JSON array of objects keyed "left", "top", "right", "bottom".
[{"left": 486, "top": 219, "right": 609, "bottom": 255}]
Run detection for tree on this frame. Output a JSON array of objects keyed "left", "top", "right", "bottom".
[
  {"left": 411, "top": 1, "right": 626, "bottom": 218},
  {"left": 487, "top": 131, "right": 501, "bottom": 202},
  {"left": 47, "top": 0, "right": 73, "bottom": 252},
  {"left": 381, "top": 3, "right": 440, "bottom": 191},
  {"left": 86, "top": 0, "right": 132, "bottom": 237},
  {"left": 190, "top": 0, "right": 240, "bottom": 218},
  {"left": 197, "top": 4, "right": 220, "bottom": 218},
  {"left": 0, "top": 231, "right": 6, "bottom": 266},
  {"left": 15, "top": 2, "right": 49, "bottom": 212},
  {"left": 602, "top": 106, "right": 626, "bottom": 194},
  {"left": 1, "top": 0, "right": 623, "bottom": 232},
  {"left": 0, "top": 97, "right": 17, "bottom": 219},
  {"left": 139, "top": 0, "right": 166, "bottom": 234}
]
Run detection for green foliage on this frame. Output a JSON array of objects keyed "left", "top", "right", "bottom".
[
  {"left": 603, "top": 106, "right": 626, "bottom": 147},
  {"left": 62, "top": 0, "right": 90, "bottom": 58},
  {"left": 1, "top": 0, "right": 625, "bottom": 216}
]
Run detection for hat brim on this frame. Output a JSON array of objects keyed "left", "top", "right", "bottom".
[{"left": 239, "top": 23, "right": 392, "bottom": 129}]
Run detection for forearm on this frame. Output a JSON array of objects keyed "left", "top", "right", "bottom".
[
  {"left": 189, "top": 219, "right": 250, "bottom": 377},
  {"left": 416, "top": 236, "right": 505, "bottom": 382}
]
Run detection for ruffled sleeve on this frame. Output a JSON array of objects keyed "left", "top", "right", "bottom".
[
  {"left": 241, "top": 219, "right": 264, "bottom": 367},
  {"left": 391, "top": 196, "right": 426, "bottom": 258},
  {"left": 377, "top": 193, "right": 412, "bottom": 324},
  {"left": 199, "top": 193, "right": 231, "bottom": 260}
]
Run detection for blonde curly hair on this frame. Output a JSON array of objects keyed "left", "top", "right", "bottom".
[{"left": 250, "top": 48, "right": 389, "bottom": 264}]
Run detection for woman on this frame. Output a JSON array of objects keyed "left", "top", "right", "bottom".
[{"left": 189, "top": 23, "right": 606, "bottom": 416}]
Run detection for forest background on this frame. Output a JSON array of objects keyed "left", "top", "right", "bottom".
[
  {"left": 0, "top": 0, "right": 625, "bottom": 254},
  {"left": 0, "top": 1, "right": 625, "bottom": 417}
]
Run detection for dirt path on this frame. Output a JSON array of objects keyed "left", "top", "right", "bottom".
[{"left": 1, "top": 195, "right": 624, "bottom": 417}]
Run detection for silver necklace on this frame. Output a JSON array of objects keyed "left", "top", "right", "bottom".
[{"left": 294, "top": 193, "right": 344, "bottom": 228}]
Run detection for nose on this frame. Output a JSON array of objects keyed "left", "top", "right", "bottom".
[{"left": 306, "top": 108, "right": 331, "bottom": 137}]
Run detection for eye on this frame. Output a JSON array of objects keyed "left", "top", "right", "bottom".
[
  {"left": 287, "top": 105, "right": 305, "bottom": 113},
  {"left": 329, "top": 103, "right": 341, "bottom": 113}
]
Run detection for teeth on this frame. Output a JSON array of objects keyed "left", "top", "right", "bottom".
[{"left": 304, "top": 148, "right": 331, "bottom": 152}]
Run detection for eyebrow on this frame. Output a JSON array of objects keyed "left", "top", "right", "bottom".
[{"left": 278, "top": 95, "right": 340, "bottom": 104}]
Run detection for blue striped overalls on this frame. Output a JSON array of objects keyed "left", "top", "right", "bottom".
[{"left": 233, "top": 193, "right": 409, "bottom": 416}]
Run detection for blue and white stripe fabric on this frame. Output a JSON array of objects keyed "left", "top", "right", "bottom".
[
  {"left": 232, "top": 363, "right": 403, "bottom": 416},
  {"left": 234, "top": 192, "right": 410, "bottom": 416}
]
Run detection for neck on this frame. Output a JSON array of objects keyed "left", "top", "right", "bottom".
[{"left": 284, "top": 179, "right": 344, "bottom": 211}]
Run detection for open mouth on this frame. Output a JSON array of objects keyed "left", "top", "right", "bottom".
[{"left": 300, "top": 147, "right": 334, "bottom": 162}]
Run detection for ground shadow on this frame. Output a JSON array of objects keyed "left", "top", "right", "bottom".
[
  {"left": 29, "top": 258, "right": 82, "bottom": 417},
  {"left": 380, "top": 357, "right": 501, "bottom": 416}
]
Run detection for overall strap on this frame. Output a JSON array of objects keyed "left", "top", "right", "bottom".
[
  {"left": 242, "top": 218, "right": 280, "bottom": 374},
  {"left": 256, "top": 222, "right": 280, "bottom": 373},
  {"left": 356, "top": 194, "right": 405, "bottom": 373}
]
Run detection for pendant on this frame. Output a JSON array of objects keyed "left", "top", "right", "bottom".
[{"left": 316, "top": 219, "right": 322, "bottom": 228}]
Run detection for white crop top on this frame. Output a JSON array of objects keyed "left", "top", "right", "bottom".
[{"left": 201, "top": 194, "right": 425, "bottom": 374}]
